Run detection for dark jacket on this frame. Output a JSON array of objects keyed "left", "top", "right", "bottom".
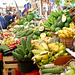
[
  {"left": 4, "top": 15, "right": 12, "bottom": 28},
  {"left": 0, "top": 16, "right": 6, "bottom": 29}
]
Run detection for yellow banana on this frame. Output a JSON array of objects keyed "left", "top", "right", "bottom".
[
  {"left": 41, "top": 42, "right": 49, "bottom": 50},
  {"left": 63, "top": 53, "right": 68, "bottom": 56},
  {"left": 35, "top": 55, "right": 42, "bottom": 62},
  {"left": 59, "top": 45, "right": 66, "bottom": 51},
  {"left": 38, "top": 62, "right": 43, "bottom": 66},
  {"left": 41, "top": 59, "right": 48, "bottom": 64},
  {"left": 35, "top": 44, "right": 45, "bottom": 51},
  {"left": 42, "top": 54, "right": 48, "bottom": 60},
  {"left": 32, "top": 49, "right": 43, "bottom": 54}
]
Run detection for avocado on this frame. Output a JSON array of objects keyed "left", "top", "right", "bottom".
[
  {"left": 57, "top": 16, "right": 62, "bottom": 22},
  {"left": 50, "top": 25, "right": 55, "bottom": 32},
  {"left": 57, "top": 21, "right": 64, "bottom": 28},
  {"left": 67, "top": 17, "right": 72, "bottom": 23},
  {"left": 54, "top": 22, "right": 58, "bottom": 27},
  {"left": 55, "top": 27, "right": 61, "bottom": 32},
  {"left": 64, "top": 22, "right": 69, "bottom": 27}
]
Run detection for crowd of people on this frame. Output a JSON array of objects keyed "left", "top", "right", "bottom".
[{"left": 0, "top": 10, "right": 22, "bottom": 30}]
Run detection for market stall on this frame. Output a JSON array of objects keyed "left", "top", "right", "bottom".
[{"left": 0, "top": 0, "right": 75, "bottom": 75}]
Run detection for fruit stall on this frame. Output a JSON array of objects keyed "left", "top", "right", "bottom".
[{"left": 0, "top": 6, "right": 75, "bottom": 75}]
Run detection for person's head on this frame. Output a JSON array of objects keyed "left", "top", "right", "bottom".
[{"left": 8, "top": 12, "right": 11, "bottom": 16}]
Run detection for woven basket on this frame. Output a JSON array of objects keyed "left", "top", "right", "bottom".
[
  {"left": 60, "top": 37, "right": 73, "bottom": 48},
  {"left": 51, "top": 32, "right": 58, "bottom": 38}
]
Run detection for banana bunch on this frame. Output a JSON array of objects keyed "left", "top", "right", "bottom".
[
  {"left": 58, "top": 27, "right": 75, "bottom": 38},
  {"left": 70, "top": 22, "right": 75, "bottom": 29},
  {"left": 48, "top": 42, "right": 66, "bottom": 53},
  {"left": 34, "top": 40, "right": 49, "bottom": 51},
  {"left": 32, "top": 51, "right": 52, "bottom": 65},
  {"left": 48, "top": 43, "right": 59, "bottom": 52}
]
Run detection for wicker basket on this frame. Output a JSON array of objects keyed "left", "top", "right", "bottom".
[
  {"left": 60, "top": 37, "right": 73, "bottom": 48},
  {"left": 51, "top": 32, "right": 58, "bottom": 38}
]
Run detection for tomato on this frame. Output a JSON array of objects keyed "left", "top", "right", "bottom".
[
  {"left": 9, "top": 45, "right": 17, "bottom": 49},
  {"left": 24, "top": 38, "right": 27, "bottom": 40}
]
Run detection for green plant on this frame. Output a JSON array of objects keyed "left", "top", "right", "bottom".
[{"left": 12, "top": 37, "right": 34, "bottom": 60}]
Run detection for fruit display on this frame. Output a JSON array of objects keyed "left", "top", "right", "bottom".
[
  {"left": 32, "top": 38, "right": 68, "bottom": 65},
  {"left": 44, "top": 9, "right": 74, "bottom": 32},
  {"left": 0, "top": 7, "right": 75, "bottom": 74},
  {"left": 1, "top": 36, "right": 15, "bottom": 45},
  {"left": 41, "top": 60, "right": 75, "bottom": 75},
  {"left": 58, "top": 26, "right": 75, "bottom": 38},
  {"left": 12, "top": 37, "right": 34, "bottom": 60}
]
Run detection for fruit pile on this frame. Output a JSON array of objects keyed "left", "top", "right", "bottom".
[
  {"left": 32, "top": 39, "right": 68, "bottom": 65},
  {"left": 1, "top": 37, "right": 15, "bottom": 45},
  {"left": 58, "top": 27, "right": 75, "bottom": 38},
  {"left": 44, "top": 9, "right": 74, "bottom": 32}
]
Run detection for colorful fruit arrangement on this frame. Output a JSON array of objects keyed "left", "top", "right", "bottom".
[
  {"left": 32, "top": 39, "right": 68, "bottom": 65},
  {"left": 44, "top": 10, "right": 73, "bottom": 32},
  {"left": 58, "top": 27, "right": 75, "bottom": 38},
  {"left": 1, "top": 37, "right": 15, "bottom": 45}
]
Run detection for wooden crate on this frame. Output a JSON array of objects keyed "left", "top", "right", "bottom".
[{"left": 3, "top": 56, "right": 18, "bottom": 75}]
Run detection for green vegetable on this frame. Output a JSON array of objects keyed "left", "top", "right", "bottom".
[
  {"left": 54, "top": 22, "right": 58, "bottom": 27},
  {"left": 57, "top": 16, "right": 62, "bottom": 22},
  {"left": 50, "top": 26, "right": 55, "bottom": 32},
  {"left": 69, "top": 61, "right": 75, "bottom": 69},
  {"left": 64, "top": 22, "right": 69, "bottom": 27},
  {"left": 41, "top": 64, "right": 55, "bottom": 70},
  {"left": 67, "top": 17, "right": 72, "bottom": 23},
  {"left": 12, "top": 37, "right": 34, "bottom": 60},
  {"left": 55, "top": 27, "right": 61, "bottom": 32},
  {"left": 27, "top": 37, "right": 31, "bottom": 51},
  {"left": 0, "top": 45, "right": 9, "bottom": 51},
  {"left": 32, "top": 35, "right": 38, "bottom": 40},
  {"left": 28, "top": 52, "right": 32, "bottom": 58},
  {"left": 66, "top": 69, "right": 75, "bottom": 75},
  {"left": 34, "top": 30, "right": 41, "bottom": 36},
  {"left": 26, "top": 30, "right": 33, "bottom": 36},
  {"left": 12, "top": 51, "right": 23, "bottom": 60},
  {"left": 57, "top": 21, "right": 64, "bottom": 28},
  {"left": 43, "top": 73, "right": 53, "bottom": 75},
  {"left": 24, "top": 55, "right": 28, "bottom": 59},
  {"left": 42, "top": 66, "right": 64, "bottom": 74},
  {"left": 21, "top": 38, "right": 26, "bottom": 51}
]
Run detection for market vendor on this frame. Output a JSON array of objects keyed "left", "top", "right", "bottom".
[
  {"left": 0, "top": 13, "right": 6, "bottom": 29},
  {"left": 4, "top": 12, "right": 13, "bottom": 28}
]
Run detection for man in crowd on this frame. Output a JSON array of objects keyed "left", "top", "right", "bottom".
[
  {"left": 0, "top": 13, "right": 6, "bottom": 30},
  {"left": 4, "top": 12, "right": 13, "bottom": 28}
]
